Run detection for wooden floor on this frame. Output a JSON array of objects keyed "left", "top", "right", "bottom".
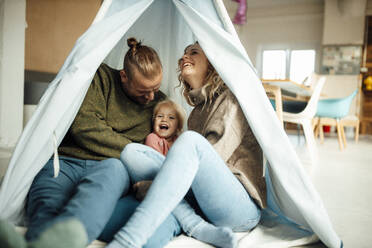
[{"left": 291, "top": 133, "right": 372, "bottom": 248}]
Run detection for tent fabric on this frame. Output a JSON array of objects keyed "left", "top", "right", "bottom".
[{"left": 0, "top": 0, "right": 341, "bottom": 247}]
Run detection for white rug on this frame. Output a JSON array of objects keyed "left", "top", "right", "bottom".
[{"left": 16, "top": 224, "right": 318, "bottom": 248}]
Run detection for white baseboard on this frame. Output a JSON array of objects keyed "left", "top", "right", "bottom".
[
  {"left": 24, "top": 104, "right": 37, "bottom": 127},
  {"left": 0, "top": 139, "right": 16, "bottom": 149}
]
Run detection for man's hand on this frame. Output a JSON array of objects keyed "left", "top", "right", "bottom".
[{"left": 133, "top": 180, "right": 152, "bottom": 201}]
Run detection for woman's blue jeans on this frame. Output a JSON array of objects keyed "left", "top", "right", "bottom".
[{"left": 114, "top": 131, "right": 261, "bottom": 247}]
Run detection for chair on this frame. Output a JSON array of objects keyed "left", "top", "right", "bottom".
[
  {"left": 282, "top": 77, "right": 326, "bottom": 164},
  {"left": 315, "top": 89, "right": 359, "bottom": 150}
]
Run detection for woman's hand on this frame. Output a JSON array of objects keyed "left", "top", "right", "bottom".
[{"left": 133, "top": 180, "right": 152, "bottom": 201}]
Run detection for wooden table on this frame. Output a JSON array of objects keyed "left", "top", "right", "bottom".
[
  {"left": 263, "top": 84, "right": 283, "bottom": 125},
  {"left": 262, "top": 79, "right": 312, "bottom": 101}
]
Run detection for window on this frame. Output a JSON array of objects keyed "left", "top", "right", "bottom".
[
  {"left": 290, "top": 50, "right": 315, "bottom": 84},
  {"left": 261, "top": 48, "right": 316, "bottom": 84},
  {"left": 262, "top": 50, "right": 286, "bottom": 80}
]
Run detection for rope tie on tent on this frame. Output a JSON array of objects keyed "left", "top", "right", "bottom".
[{"left": 53, "top": 132, "right": 60, "bottom": 178}]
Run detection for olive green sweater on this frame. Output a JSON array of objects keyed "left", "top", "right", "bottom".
[{"left": 58, "top": 64, "right": 166, "bottom": 161}]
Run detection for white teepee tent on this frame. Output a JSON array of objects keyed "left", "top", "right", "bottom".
[{"left": 0, "top": 0, "right": 342, "bottom": 247}]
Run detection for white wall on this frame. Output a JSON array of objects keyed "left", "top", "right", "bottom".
[
  {"left": 0, "top": 0, "right": 26, "bottom": 147},
  {"left": 323, "top": 0, "right": 366, "bottom": 45},
  {"left": 366, "top": 0, "right": 372, "bottom": 15},
  {"left": 222, "top": 0, "right": 324, "bottom": 75}
]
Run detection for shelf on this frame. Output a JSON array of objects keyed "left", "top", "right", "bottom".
[{"left": 364, "top": 62, "right": 372, "bottom": 68}]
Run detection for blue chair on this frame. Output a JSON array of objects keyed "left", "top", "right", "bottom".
[{"left": 315, "top": 89, "right": 359, "bottom": 150}]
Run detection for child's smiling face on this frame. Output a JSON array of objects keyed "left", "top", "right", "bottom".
[{"left": 153, "top": 104, "right": 179, "bottom": 141}]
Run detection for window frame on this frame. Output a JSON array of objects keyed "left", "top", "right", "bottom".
[{"left": 257, "top": 43, "right": 320, "bottom": 83}]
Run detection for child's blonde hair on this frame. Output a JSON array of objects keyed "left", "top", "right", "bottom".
[{"left": 153, "top": 100, "right": 186, "bottom": 135}]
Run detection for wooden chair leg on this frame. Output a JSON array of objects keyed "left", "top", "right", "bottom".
[
  {"left": 355, "top": 121, "right": 360, "bottom": 143},
  {"left": 314, "top": 123, "right": 319, "bottom": 139},
  {"left": 313, "top": 118, "right": 320, "bottom": 139},
  {"left": 340, "top": 124, "right": 347, "bottom": 148},
  {"left": 336, "top": 120, "right": 343, "bottom": 150},
  {"left": 319, "top": 121, "right": 324, "bottom": 144}
]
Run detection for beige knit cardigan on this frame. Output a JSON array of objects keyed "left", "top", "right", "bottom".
[{"left": 187, "top": 86, "right": 267, "bottom": 208}]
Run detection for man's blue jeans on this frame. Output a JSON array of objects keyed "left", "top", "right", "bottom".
[
  {"left": 25, "top": 156, "right": 130, "bottom": 243},
  {"left": 112, "top": 131, "right": 261, "bottom": 247},
  {"left": 26, "top": 156, "right": 181, "bottom": 247}
]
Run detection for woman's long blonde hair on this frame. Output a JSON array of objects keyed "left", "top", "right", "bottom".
[{"left": 178, "top": 42, "right": 226, "bottom": 106}]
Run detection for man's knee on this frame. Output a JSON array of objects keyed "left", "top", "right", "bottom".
[
  {"left": 100, "top": 158, "right": 126, "bottom": 175},
  {"left": 99, "top": 158, "right": 129, "bottom": 190}
]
